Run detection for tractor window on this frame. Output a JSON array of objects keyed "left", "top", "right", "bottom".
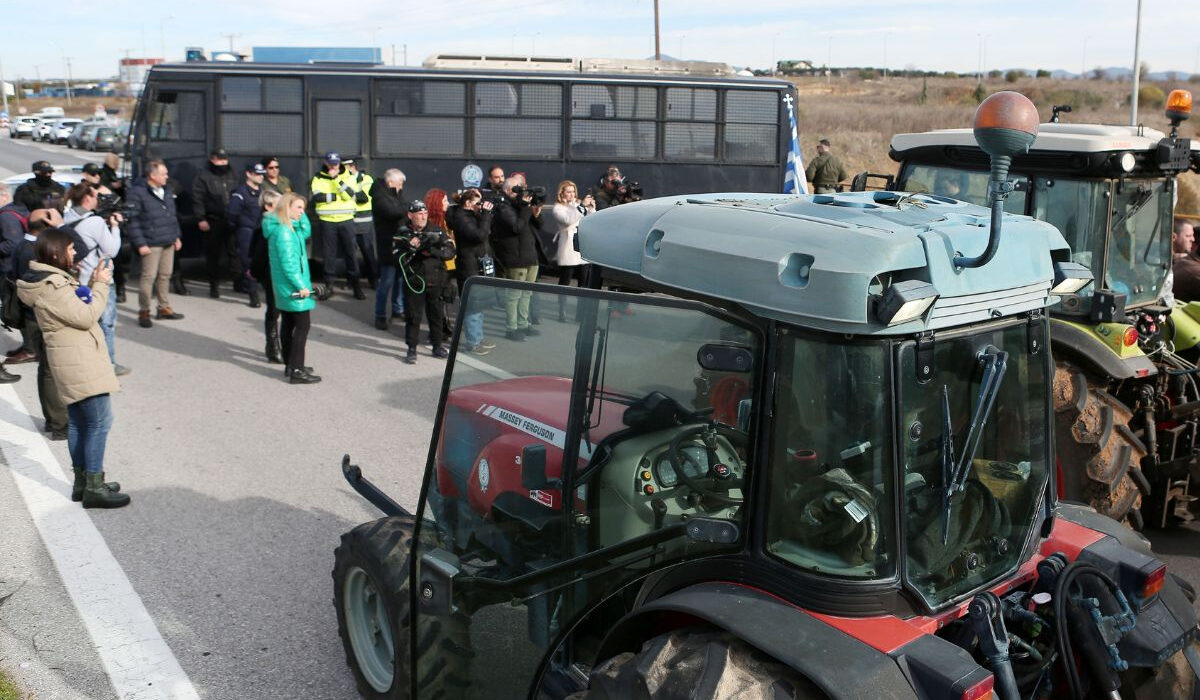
[
  {"left": 415, "top": 278, "right": 760, "bottom": 698},
  {"left": 1031, "top": 177, "right": 1108, "bottom": 299},
  {"left": 766, "top": 331, "right": 894, "bottom": 578},
  {"left": 897, "top": 319, "right": 1051, "bottom": 609},
  {"left": 1104, "top": 178, "right": 1172, "bottom": 307},
  {"left": 899, "top": 164, "right": 1026, "bottom": 214}
]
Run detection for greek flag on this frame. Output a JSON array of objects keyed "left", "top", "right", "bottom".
[{"left": 782, "top": 93, "right": 807, "bottom": 195}]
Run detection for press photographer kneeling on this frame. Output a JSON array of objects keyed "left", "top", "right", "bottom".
[{"left": 394, "top": 200, "right": 456, "bottom": 365}]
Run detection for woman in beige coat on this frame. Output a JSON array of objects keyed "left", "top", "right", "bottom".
[{"left": 17, "top": 228, "right": 128, "bottom": 508}]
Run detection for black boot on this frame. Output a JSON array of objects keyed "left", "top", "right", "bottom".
[
  {"left": 248, "top": 287, "right": 261, "bottom": 308},
  {"left": 171, "top": 270, "right": 190, "bottom": 296},
  {"left": 72, "top": 468, "right": 121, "bottom": 503},
  {"left": 209, "top": 283, "right": 220, "bottom": 299},
  {"left": 82, "top": 471, "right": 130, "bottom": 509},
  {"left": 265, "top": 320, "right": 282, "bottom": 363},
  {"left": 115, "top": 281, "right": 127, "bottom": 304},
  {"left": 350, "top": 277, "right": 366, "bottom": 300},
  {"left": 0, "top": 364, "right": 18, "bottom": 384}
]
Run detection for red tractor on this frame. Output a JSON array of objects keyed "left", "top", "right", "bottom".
[{"left": 333, "top": 92, "right": 1200, "bottom": 699}]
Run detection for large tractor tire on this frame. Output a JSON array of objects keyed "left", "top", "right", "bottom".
[
  {"left": 573, "top": 627, "right": 821, "bottom": 699},
  {"left": 1120, "top": 640, "right": 1200, "bottom": 700},
  {"left": 333, "top": 514, "right": 472, "bottom": 699},
  {"left": 1053, "top": 362, "right": 1150, "bottom": 527}
]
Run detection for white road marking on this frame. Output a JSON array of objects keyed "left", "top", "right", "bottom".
[{"left": 0, "top": 384, "right": 200, "bottom": 700}]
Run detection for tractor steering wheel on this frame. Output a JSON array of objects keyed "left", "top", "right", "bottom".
[{"left": 666, "top": 423, "right": 748, "bottom": 507}]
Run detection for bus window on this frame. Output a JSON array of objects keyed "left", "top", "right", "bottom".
[
  {"left": 316, "top": 100, "right": 362, "bottom": 157},
  {"left": 375, "top": 81, "right": 466, "bottom": 156},
  {"left": 220, "top": 77, "right": 304, "bottom": 155},
  {"left": 475, "top": 82, "right": 562, "bottom": 157},
  {"left": 665, "top": 88, "right": 717, "bottom": 161},
  {"left": 149, "top": 91, "right": 205, "bottom": 142},
  {"left": 570, "top": 85, "right": 657, "bottom": 160},
  {"left": 725, "top": 90, "right": 778, "bottom": 163}
]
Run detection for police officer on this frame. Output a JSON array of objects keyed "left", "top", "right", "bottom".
[
  {"left": 14, "top": 161, "right": 66, "bottom": 213},
  {"left": 192, "top": 147, "right": 238, "bottom": 297},
  {"left": 343, "top": 157, "right": 378, "bottom": 290},
  {"left": 394, "top": 201, "right": 455, "bottom": 364},
  {"left": 310, "top": 152, "right": 365, "bottom": 299}
]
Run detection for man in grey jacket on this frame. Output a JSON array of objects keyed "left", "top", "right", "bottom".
[
  {"left": 126, "top": 160, "right": 184, "bottom": 328},
  {"left": 63, "top": 182, "right": 129, "bottom": 375}
]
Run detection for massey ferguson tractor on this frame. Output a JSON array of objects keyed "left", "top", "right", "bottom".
[
  {"left": 333, "top": 92, "right": 1200, "bottom": 699},
  {"left": 873, "top": 90, "right": 1200, "bottom": 530}
]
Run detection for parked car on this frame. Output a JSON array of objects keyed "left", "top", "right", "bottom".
[
  {"left": 87, "top": 127, "right": 116, "bottom": 151},
  {"left": 110, "top": 121, "right": 131, "bottom": 154},
  {"left": 68, "top": 122, "right": 102, "bottom": 149},
  {"left": 51, "top": 118, "right": 83, "bottom": 144},
  {"left": 10, "top": 117, "right": 39, "bottom": 138},
  {"left": 32, "top": 119, "right": 54, "bottom": 142}
]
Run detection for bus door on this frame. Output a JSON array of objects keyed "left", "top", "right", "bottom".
[
  {"left": 139, "top": 81, "right": 211, "bottom": 181},
  {"left": 308, "top": 75, "right": 369, "bottom": 174}
]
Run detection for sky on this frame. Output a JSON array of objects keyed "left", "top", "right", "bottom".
[{"left": 2, "top": 0, "right": 1199, "bottom": 81}]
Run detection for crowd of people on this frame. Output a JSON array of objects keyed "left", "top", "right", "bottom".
[{"left": 0, "top": 151, "right": 646, "bottom": 509}]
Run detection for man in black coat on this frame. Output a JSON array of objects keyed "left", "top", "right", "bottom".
[
  {"left": 127, "top": 159, "right": 185, "bottom": 328},
  {"left": 491, "top": 176, "right": 544, "bottom": 341},
  {"left": 370, "top": 169, "right": 407, "bottom": 330},
  {"left": 393, "top": 201, "right": 455, "bottom": 364},
  {"left": 192, "top": 147, "right": 238, "bottom": 298},
  {"left": 14, "top": 161, "right": 66, "bottom": 213}
]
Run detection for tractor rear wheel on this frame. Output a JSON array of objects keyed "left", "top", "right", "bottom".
[
  {"left": 1120, "top": 640, "right": 1200, "bottom": 699},
  {"left": 573, "top": 627, "right": 819, "bottom": 699},
  {"left": 1053, "top": 362, "right": 1149, "bottom": 527},
  {"left": 333, "top": 514, "right": 472, "bottom": 699}
]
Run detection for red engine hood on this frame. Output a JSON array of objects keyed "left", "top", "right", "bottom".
[{"left": 447, "top": 376, "right": 628, "bottom": 448}]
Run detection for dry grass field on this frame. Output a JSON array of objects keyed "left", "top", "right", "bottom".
[{"left": 792, "top": 74, "right": 1200, "bottom": 219}]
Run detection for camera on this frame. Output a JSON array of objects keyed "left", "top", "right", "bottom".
[
  {"left": 511, "top": 184, "right": 547, "bottom": 207},
  {"left": 619, "top": 180, "right": 643, "bottom": 204},
  {"left": 96, "top": 193, "right": 134, "bottom": 220}
]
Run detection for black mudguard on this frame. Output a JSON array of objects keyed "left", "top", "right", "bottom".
[{"left": 596, "top": 581, "right": 921, "bottom": 699}]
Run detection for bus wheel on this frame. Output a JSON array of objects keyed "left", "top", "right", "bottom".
[
  {"left": 333, "top": 514, "right": 472, "bottom": 699},
  {"left": 573, "top": 627, "right": 819, "bottom": 699}
]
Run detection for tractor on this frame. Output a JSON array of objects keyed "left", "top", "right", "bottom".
[
  {"left": 333, "top": 92, "right": 1200, "bottom": 699},
  {"left": 870, "top": 90, "right": 1200, "bottom": 530}
]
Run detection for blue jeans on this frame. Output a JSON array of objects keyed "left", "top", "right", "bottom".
[
  {"left": 464, "top": 311, "right": 483, "bottom": 347},
  {"left": 374, "top": 264, "right": 404, "bottom": 319},
  {"left": 100, "top": 286, "right": 116, "bottom": 363},
  {"left": 68, "top": 394, "right": 113, "bottom": 474}
]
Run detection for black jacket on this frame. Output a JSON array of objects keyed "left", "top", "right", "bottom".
[
  {"left": 394, "top": 224, "right": 455, "bottom": 287},
  {"left": 14, "top": 176, "right": 66, "bottom": 213},
  {"left": 446, "top": 205, "right": 492, "bottom": 280},
  {"left": 0, "top": 203, "right": 30, "bottom": 276},
  {"left": 191, "top": 163, "right": 236, "bottom": 222},
  {"left": 491, "top": 197, "right": 542, "bottom": 269},
  {"left": 126, "top": 181, "right": 182, "bottom": 248},
  {"left": 370, "top": 181, "right": 406, "bottom": 261},
  {"left": 100, "top": 165, "right": 124, "bottom": 194},
  {"left": 226, "top": 183, "right": 263, "bottom": 233}
]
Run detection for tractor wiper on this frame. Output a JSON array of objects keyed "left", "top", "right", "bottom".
[{"left": 941, "top": 347, "right": 1009, "bottom": 543}]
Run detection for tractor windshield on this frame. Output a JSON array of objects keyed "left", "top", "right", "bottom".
[
  {"left": 897, "top": 164, "right": 1027, "bottom": 214},
  {"left": 1103, "top": 178, "right": 1172, "bottom": 308},
  {"left": 898, "top": 318, "right": 1051, "bottom": 608}
]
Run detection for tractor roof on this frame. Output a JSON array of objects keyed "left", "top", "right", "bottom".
[
  {"left": 578, "top": 192, "right": 1071, "bottom": 336},
  {"left": 892, "top": 122, "right": 1200, "bottom": 156}
]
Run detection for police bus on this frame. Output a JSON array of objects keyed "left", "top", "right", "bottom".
[{"left": 129, "top": 56, "right": 797, "bottom": 210}]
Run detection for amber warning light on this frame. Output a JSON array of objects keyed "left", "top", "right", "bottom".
[{"left": 1166, "top": 89, "right": 1193, "bottom": 123}]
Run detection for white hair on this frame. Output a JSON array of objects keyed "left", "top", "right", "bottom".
[{"left": 385, "top": 168, "right": 406, "bottom": 186}]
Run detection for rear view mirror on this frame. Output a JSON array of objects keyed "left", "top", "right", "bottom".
[
  {"left": 521, "top": 444, "right": 550, "bottom": 490},
  {"left": 697, "top": 344, "right": 753, "bottom": 373}
]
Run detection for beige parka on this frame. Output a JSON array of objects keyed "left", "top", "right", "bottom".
[{"left": 16, "top": 261, "right": 118, "bottom": 404}]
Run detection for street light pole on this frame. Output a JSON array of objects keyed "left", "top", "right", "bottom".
[
  {"left": 1130, "top": 0, "right": 1142, "bottom": 125},
  {"left": 653, "top": 0, "right": 661, "bottom": 61},
  {"left": 64, "top": 56, "right": 73, "bottom": 106},
  {"left": 883, "top": 32, "right": 889, "bottom": 80},
  {"left": 1081, "top": 36, "right": 1090, "bottom": 79}
]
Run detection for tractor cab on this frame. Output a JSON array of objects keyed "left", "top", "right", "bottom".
[{"left": 333, "top": 93, "right": 1200, "bottom": 700}]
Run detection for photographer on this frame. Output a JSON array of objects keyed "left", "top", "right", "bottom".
[
  {"left": 492, "top": 176, "right": 545, "bottom": 341},
  {"left": 394, "top": 201, "right": 455, "bottom": 365},
  {"left": 446, "top": 188, "right": 495, "bottom": 355},
  {"left": 63, "top": 183, "right": 128, "bottom": 375},
  {"left": 587, "top": 166, "right": 624, "bottom": 210}
]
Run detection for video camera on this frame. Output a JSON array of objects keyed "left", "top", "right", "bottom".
[
  {"left": 617, "top": 180, "right": 643, "bottom": 204},
  {"left": 511, "top": 184, "right": 547, "bottom": 207},
  {"left": 96, "top": 193, "right": 135, "bottom": 220}
]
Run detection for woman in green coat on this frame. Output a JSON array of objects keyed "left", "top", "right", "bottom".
[{"left": 264, "top": 193, "right": 320, "bottom": 384}]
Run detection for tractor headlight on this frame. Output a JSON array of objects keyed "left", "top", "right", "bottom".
[
  {"left": 1118, "top": 152, "right": 1137, "bottom": 173},
  {"left": 1051, "top": 260, "right": 1094, "bottom": 295},
  {"left": 876, "top": 280, "right": 940, "bottom": 326}
]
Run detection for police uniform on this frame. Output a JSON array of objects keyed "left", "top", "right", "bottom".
[{"left": 309, "top": 153, "right": 363, "bottom": 296}]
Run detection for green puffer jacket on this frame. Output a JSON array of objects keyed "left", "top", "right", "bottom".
[
  {"left": 264, "top": 212, "right": 316, "bottom": 313},
  {"left": 16, "top": 261, "right": 118, "bottom": 404}
]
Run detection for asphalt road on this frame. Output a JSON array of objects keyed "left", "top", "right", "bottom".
[{"left": 0, "top": 131, "right": 99, "bottom": 180}]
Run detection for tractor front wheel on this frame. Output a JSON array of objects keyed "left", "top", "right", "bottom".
[
  {"left": 573, "top": 627, "right": 819, "bottom": 699},
  {"left": 1052, "top": 362, "right": 1150, "bottom": 527},
  {"left": 333, "top": 514, "right": 472, "bottom": 699}
]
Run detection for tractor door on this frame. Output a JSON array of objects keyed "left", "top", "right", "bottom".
[{"left": 411, "top": 276, "right": 763, "bottom": 698}]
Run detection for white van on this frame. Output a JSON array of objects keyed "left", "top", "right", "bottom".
[{"left": 32, "top": 107, "right": 65, "bottom": 119}]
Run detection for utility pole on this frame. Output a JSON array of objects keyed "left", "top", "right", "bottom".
[
  {"left": 1130, "top": 0, "right": 1143, "bottom": 125},
  {"left": 0, "top": 58, "right": 8, "bottom": 115},
  {"left": 64, "top": 56, "right": 73, "bottom": 106},
  {"left": 826, "top": 35, "right": 832, "bottom": 86},
  {"left": 220, "top": 33, "right": 241, "bottom": 55},
  {"left": 653, "top": 0, "right": 661, "bottom": 61},
  {"left": 883, "top": 32, "right": 889, "bottom": 80},
  {"left": 1081, "top": 36, "right": 1090, "bottom": 79}
]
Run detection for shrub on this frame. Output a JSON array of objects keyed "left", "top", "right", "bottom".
[
  {"left": 1138, "top": 84, "right": 1166, "bottom": 109},
  {"left": 1036, "top": 69, "right": 1051, "bottom": 78},
  {"left": 1005, "top": 70, "right": 1022, "bottom": 83}
]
